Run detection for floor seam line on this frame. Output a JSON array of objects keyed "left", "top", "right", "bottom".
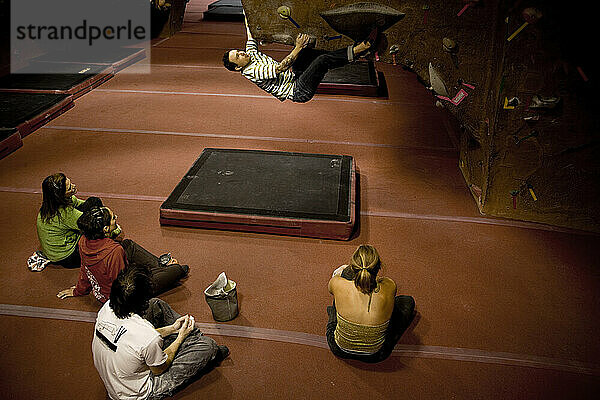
[
  {"left": 1, "top": 303, "right": 597, "bottom": 376},
  {"left": 0, "top": 186, "right": 593, "bottom": 235}
]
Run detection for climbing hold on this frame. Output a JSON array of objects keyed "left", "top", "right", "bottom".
[
  {"left": 529, "top": 95, "right": 561, "bottom": 109},
  {"left": 277, "top": 6, "right": 291, "bottom": 19},
  {"left": 422, "top": 4, "right": 430, "bottom": 24},
  {"left": 277, "top": 5, "right": 300, "bottom": 28},
  {"left": 507, "top": 7, "right": 542, "bottom": 41},
  {"left": 510, "top": 190, "right": 519, "bottom": 209},
  {"left": 443, "top": 37, "right": 457, "bottom": 52},
  {"left": 443, "top": 38, "right": 459, "bottom": 69},
  {"left": 577, "top": 66, "right": 589, "bottom": 82},
  {"left": 320, "top": 2, "right": 405, "bottom": 42},
  {"left": 389, "top": 44, "right": 399, "bottom": 65},
  {"left": 503, "top": 97, "right": 519, "bottom": 109},
  {"left": 457, "top": 0, "right": 479, "bottom": 17},
  {"left": 429, "top": 63, "right": 449, "bottom": 97},
  {"left": 514, "top": 130, "right": 539, "bottom": 145},
  {"left": 527, "top": 183, "right": 538, "bottom": 201}
]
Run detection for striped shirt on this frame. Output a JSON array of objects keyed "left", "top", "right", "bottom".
[{"left": 241, "top": 39, "right": 296, "bottom": 101}]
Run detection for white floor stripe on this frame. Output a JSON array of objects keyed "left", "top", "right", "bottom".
[
  {"left": 42, "top": 125, "right": 456, "bottom": 152},
  {"left": 0, "top": 186, "right": 592, "bottom": 235},
  {"left": 91, "top": 88, "right": 405, "bottom": 105},
  {"left": 0, "top": 303, "right": 597, "bottom": 375}
]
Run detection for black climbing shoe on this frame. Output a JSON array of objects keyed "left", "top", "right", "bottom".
[
  {"left": 178, "top": 264, "right": 190, "bottom": 276},
  {"left": 214, "top": 345, "right": 230, "bottom": 363}
]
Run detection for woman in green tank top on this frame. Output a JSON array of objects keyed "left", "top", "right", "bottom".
[{"left": 36, "top": 173, "right": 103, "bottom": 268}]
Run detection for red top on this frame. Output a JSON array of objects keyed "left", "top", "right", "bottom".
[{"left": 73, "top": 236, "right": 126, "bottom": 303}]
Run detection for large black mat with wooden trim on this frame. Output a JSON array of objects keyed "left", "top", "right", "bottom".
[
  {"left": 0, "top": 92, "right": 73, "bottom": 137},
  {"left": 32, "top": 47, "right": 146, "bottom": 72},
  {"left": 203, "top": 0, "right": 244, "bottom": 21},
  {"left": 317, "top": 61, "right": 384, "bottom": 97},
  {"left": 0, "top": 63, "right": 113, "bottom": 98},
  {"left": 160, "top": 148, "right": 357, "bottom": 240},
  {"left": 0, "top": 127, "right": 23, "bottom": 160}
]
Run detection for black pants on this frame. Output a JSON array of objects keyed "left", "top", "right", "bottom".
[
  {"left": 55, "top": 196, "right": 103, "bottom": 268},
  {"left": 119, "top": 239, "right": 186, "bottom": 295},
  {"left": 291, "top": 46, "right": 353, "bottom": 103},
  {"left": 326, "top": 295, "right": 415, "bottom": 363}
]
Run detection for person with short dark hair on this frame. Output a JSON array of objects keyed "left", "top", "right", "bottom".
[
  {"left": 326, "top": 245, "right": 415, "bottom": 363},
  {"left": 223, "top": 15, "right": 373, "bottom": 103},
  {"left": 36, "top": 173, "right": 103, "bottom": 268},
  {"left": 93, "top": 267, "right": 229, "bottom": 400},
  {"left": 57, "top": 206, "right": 188, "bottom": 303}
]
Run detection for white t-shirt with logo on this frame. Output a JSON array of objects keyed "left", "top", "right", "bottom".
[{"left": 92, "top": 301, "right": 168, "bottom": 400}]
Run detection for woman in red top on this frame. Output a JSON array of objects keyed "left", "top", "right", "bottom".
[{"left": 57, "top": 206, "right": 189, "bottom": 303}]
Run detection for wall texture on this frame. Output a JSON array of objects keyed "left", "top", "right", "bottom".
[{"left": 242, "top": 0, "right": 599, "bottom": 232}]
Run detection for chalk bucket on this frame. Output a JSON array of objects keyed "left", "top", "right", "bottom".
[{"left": 204, "top": 272, "right": 239, "bottom": 322}]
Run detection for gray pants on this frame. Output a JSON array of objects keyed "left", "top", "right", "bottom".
[{"left": 143, "top": 298, "right": 218, "bottom": 400}]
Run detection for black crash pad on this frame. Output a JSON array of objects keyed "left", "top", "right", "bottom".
[
  {"left": 160, "top": 148, "right": 357, "bottom": 240},
  {"left": 203, "top": 0, "right": 244, "bottom": 21},
  {"left": 0, "top": 63, "right": 113, "bottom": 98},
  {"left": 318, "top": 61, "right": 383, "bottom": 97},
  {"left": 0, "top": 92, "right": 73, "bottom": 137},
  {"left": 32, "top": 47, "right": 146, "bottom": 72},
  {"left": 0, "top": 128, "right": 23, "bottom": 160}
]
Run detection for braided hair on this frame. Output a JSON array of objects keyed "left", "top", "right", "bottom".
[
  {"left": 349, "top": 245, "right": 382, "bottom": 294},
  {"left": 77, "top": 207, "right": 111, "bottom": 240}
]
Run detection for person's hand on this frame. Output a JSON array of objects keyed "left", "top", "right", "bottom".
[
  {"left": 57, "top": 286, "right": 75, "bottom": 299},
  {"left": 176, "top": 315, "right": 195, "bottom": 340},
  {"left": 164, "top": 315, "right": 185, "bottom": 335},
  {"left": 167, "top": 257, "right": 179, "bottom": 266},
  {"left": 295, "top": 33, "right": 310, "bottom": 49},
  {"left": 109, "top": 224, "right": 124, "bottom": 241}
]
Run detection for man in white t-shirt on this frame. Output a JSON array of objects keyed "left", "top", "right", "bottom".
[{"left": 92, "top": 267, "right": 229, "bottom": 400}]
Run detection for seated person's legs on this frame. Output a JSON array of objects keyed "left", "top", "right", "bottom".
[
  {"left": 120, "top": 239, "right": 188, "bottom": 295},
  {"left": 292, "top": 47, "right": 326, "bottom": 76},
  {"left": 368, "top": 295, "right": 416, "bottom": 362},
  {"left": 391, "top": 295, "right": 416, "bottom": 333},
  {"left": 292, "top": 41, "right": 371, "bottom": 103},
  {"left": 146, "top": 299, "right": 221, "bottom": 400},
  {"left": 54, "top": 247, "right": 81, "bottom": 269}
]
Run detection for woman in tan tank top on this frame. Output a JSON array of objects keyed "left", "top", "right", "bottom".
[{"left": 326, "top": 245, "right": 415, "bottom": 362}]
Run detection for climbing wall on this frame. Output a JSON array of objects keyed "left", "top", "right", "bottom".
[{"left": 242, "top": 0, "right": 599, "bottom": 232}]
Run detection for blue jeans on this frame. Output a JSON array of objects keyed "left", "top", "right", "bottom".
[
  {"left": 144, "top": 298, "right": 219, "bottom": 400},
  {"left": 291, "top": 46, "right": 354, "bottom": 103}
]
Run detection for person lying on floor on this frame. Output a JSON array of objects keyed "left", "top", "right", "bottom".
[
  {"left": 93, "top": 267, "right": 229, "bottom": 400},
  {"left": 36, "top": 173, "right": 106, "bottom": 268},
  {"left": 222, "top": 14, "right": 373, "bottom": 103},
  {"left": 57, "top": 206, "right": 189, "bottom": 303},
  {"left": 326, "top": 244, "right": 415, "bottom": 363}
]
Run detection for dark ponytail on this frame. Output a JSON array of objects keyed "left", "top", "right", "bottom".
[
  {"left": 40, "top": 173, "right": 72, "bottom": 223},
  {"left": 349, "top": 245, "right": 381, "bottom": 294}
]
